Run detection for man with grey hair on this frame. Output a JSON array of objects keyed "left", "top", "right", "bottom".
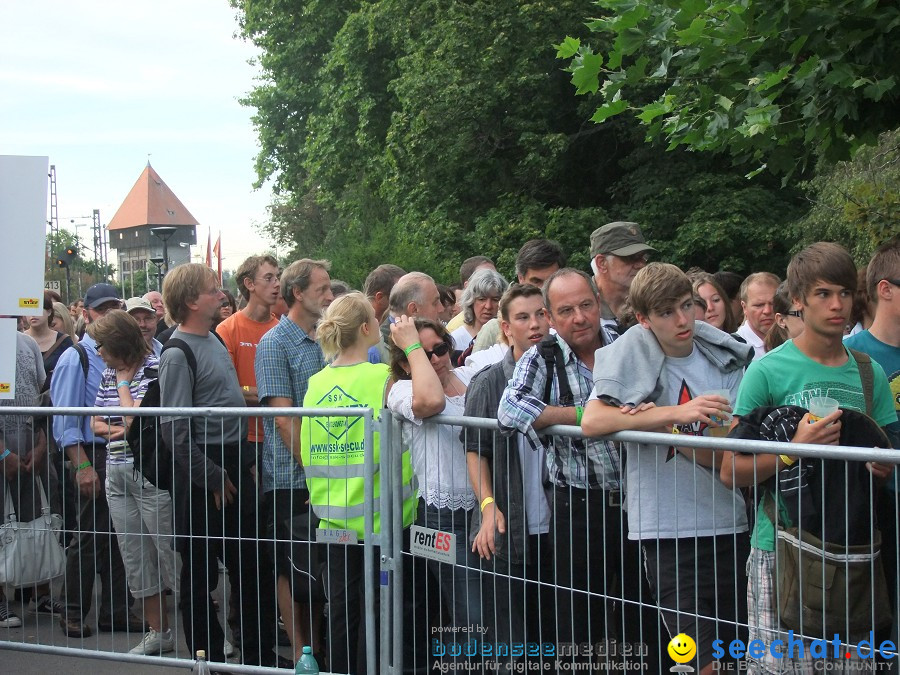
[
  {"left": 590, "top": 221, "right": 656, "bottom": 339},
  {"left": 368, "top": 271, "right": 443, "bottom": 363},
  {"left": 499, "top": 268, "right": 648, "bottom": 663},
  {"left": 255, "top": 257, "right": 332, "bottom": 662},
  {"left": 143, "top": 290, "right": 168, "bottom": 337}
]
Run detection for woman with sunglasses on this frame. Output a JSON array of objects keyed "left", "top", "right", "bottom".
[
  {"left": 764, "top": 281, "right": 805, "bottom": 353},
  {"left": 387, "top": 316, "right": 483, "bottom": 636}
]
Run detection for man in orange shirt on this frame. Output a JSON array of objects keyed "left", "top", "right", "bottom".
[{"left": 216, "top": 255, "right": 281, "bottom": 463}]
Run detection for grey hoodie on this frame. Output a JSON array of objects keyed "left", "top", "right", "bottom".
[{"left": 592, "top": 320, "right": 753, "bottom": 406}]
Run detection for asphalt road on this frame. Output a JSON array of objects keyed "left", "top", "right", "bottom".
[{"left": 0, "top": 570, "right": 294, "bottom": 674}]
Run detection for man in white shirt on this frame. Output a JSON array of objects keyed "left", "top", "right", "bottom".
[{"left": 736, "top": 272, "right": 780, "bottom": 359}]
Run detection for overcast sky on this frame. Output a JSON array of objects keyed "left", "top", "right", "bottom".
[{"left": 0, "top": 0, "right": 278, "bottom": 270}]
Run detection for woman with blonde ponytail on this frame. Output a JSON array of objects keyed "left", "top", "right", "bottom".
[{"left": 300, "top": 292, "right": 418, "bottom": 673}]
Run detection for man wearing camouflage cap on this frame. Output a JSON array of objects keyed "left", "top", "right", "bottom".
[{"left": 590, "top": 221, "right": 656, "bottom": 341}]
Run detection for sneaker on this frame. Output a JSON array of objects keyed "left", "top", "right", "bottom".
[
  {"left": 224, "top": 638, "right": 236, "bottom": 657},
  {"left": 0, "top": 602, "right": 22, "bottom": 628},
  {"left": 28, "top": 595, "right": 63, "bottom": 615},
  {"left": 129, "top": 628, "right": 175, "bottom": 655}
]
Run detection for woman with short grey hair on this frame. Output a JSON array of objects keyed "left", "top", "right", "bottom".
[{"left": 449, "top": 268, "right": 508, "bottom": 354}]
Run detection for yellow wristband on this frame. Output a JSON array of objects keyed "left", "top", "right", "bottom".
[
  {"left": 480, "top": 496, "right": 495, "bottom": 512},
  {"left": 780, "top": 454, "right": 796, "bottom": 466}
]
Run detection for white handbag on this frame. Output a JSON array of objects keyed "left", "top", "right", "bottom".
[{"left": 0, "top": 480, "right": 66, "bottom": 587}]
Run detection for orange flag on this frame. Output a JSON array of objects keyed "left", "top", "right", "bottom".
[
  {"left": 212, "top": 233, "right": 222, "bottom": 285},
  {"left": 205, "top": 229, "right": 212, "bottom": 268}
]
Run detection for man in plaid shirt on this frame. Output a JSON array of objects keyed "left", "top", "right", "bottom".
[
  {"left": 255, "top": 258, "right": 333, "bottom": 663},
  {"left": 498, "top": 268, "right": 646, "bottom": 662}
]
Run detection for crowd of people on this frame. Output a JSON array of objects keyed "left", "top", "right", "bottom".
[{"left": 0, "top": 224, "right": 898, "bottom": 675}]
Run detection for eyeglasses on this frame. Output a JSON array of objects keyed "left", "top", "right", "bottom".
[
  {"left": 884, "top": 278, "right": 900, "bottom": 288},
  {"left": 785, "top": 310, "right": 803, "bottom": 318},
  {"left": 423, "top": 342, "right": 451, "bottom": 360},
  {"left": 255, "top": 274, "right": 278, "bottom": 284},
  {"left": 614, "top": 252, "right": 650, "bottom": 265},
  {"left": 221, "top": 301, "right": 231, "bottom": 308}
]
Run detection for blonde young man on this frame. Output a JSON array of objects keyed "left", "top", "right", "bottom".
[{"left": 160, "top": 264, "right": 281, "bottom": 668}]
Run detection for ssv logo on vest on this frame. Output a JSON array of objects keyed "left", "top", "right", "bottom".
[
  {"left": 313, "top": 386, "right": 364, "bottom": 440},
  {"left": 410, "top": 525, "right": 456, "bottom": 565}
]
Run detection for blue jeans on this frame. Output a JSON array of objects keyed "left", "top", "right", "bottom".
[{"left": 419, "top": 502, "right": 483, "bottom": 630}]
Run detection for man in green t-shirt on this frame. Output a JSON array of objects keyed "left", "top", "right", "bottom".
[{"left": 722, "top": 242, "right": 895, "bottom": 673}]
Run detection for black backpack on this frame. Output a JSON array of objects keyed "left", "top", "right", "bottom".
[{"left": 125, "top": 338, "right": 198, "bottom": 492}]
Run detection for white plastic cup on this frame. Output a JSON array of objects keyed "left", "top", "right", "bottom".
[
  {"left": 705, "top": 388, "right": 732, "bottom": 431},
  {"left": 808, "top": 396, "right": 839, "bottom": 423}
]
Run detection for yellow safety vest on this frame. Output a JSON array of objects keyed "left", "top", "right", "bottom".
[{"left": 301, "top": 362, "right": 417, "bottom": 541}]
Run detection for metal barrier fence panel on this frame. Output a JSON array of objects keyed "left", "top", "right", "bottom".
[
  {"left": 0, "top": 405, "right": 377, "bottom": 674},
  {"left": 383, "top": 413, "right": 900, "bottom": 675},
  {"left": 2, "top": 405, "right": 900, "bottom": 675}
]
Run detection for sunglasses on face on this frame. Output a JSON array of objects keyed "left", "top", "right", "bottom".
[{"left": 423, "top": 342, "right": 451, "bottom": 360}]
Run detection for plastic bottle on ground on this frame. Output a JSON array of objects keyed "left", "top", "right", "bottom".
[
  {"left": 295, "top": 644, "right": 320, "bottom": 674},
  {"left": 191, "top": 649, "right": 211, "bottom": 674}
]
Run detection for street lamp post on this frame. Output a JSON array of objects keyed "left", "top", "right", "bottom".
[
  {"left": 150, "top": 226, "right": 178, "bottom": 274},
  {"left": 149, "top": 256, "right": 165, "bottom": 291}
]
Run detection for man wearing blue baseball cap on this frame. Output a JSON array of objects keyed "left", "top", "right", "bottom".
[{"left": 51, "top": 283, "right": 138, "bottom": 637}]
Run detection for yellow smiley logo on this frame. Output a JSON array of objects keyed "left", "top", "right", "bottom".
[{"left": 667, "top": 633, "right": 697, "bottom": 664}]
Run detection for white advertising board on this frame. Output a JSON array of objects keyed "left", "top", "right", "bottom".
[
  {"left": 0, "top": 155, "right": 49, "bottom": 316},
  {"left": 0, "top": 319, "right": 18, "bottom": 399}
]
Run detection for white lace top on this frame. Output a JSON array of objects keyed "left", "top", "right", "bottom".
[{"left": 387, "top": 365, "right": 478, "bottom": 511}]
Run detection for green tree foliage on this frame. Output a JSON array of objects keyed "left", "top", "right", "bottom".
[
  {"left": 118, "top": 270, "right": 151, "bottom": 299},
  {"left": 45, "top": 230, "right": 115, "bottom": 292},
  {"left": 607, "top": 139, "right": 804, "bottom": 273},
  {"left": 235, "top": 0, "right": 808, "bottom": 284},
  {"left": 794, "top": 129, "right": 900, "bottom": 264},
  {"left": 562, "top": 0, "right": 900, "bottom": 177}
]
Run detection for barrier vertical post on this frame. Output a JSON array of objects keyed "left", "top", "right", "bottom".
[
  {"left": 378, "top": 410, "right": 395, "bottom": 674},
  {"left": 363, "top": 408, "right": 377, "bottom": 673},
  {"left": 391, "top": 414, "right": 405, "bottom": 675}
]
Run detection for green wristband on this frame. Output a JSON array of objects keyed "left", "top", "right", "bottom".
[
  {"left": 76, "top": 460, "right": 92, "bottom": 471},
  {"left": 404, "top": 342, "right": 423, "bottom": 357},
  {"left": 117, "top": 380, "right": 131, "bottom": 389},
  {"left": 575, "top": 405, "right": 584, "bottom": 426}
]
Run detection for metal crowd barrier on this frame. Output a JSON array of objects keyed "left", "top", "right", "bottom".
[{"left": 1, "top": 405, "right": 898, "bottom": 675}]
